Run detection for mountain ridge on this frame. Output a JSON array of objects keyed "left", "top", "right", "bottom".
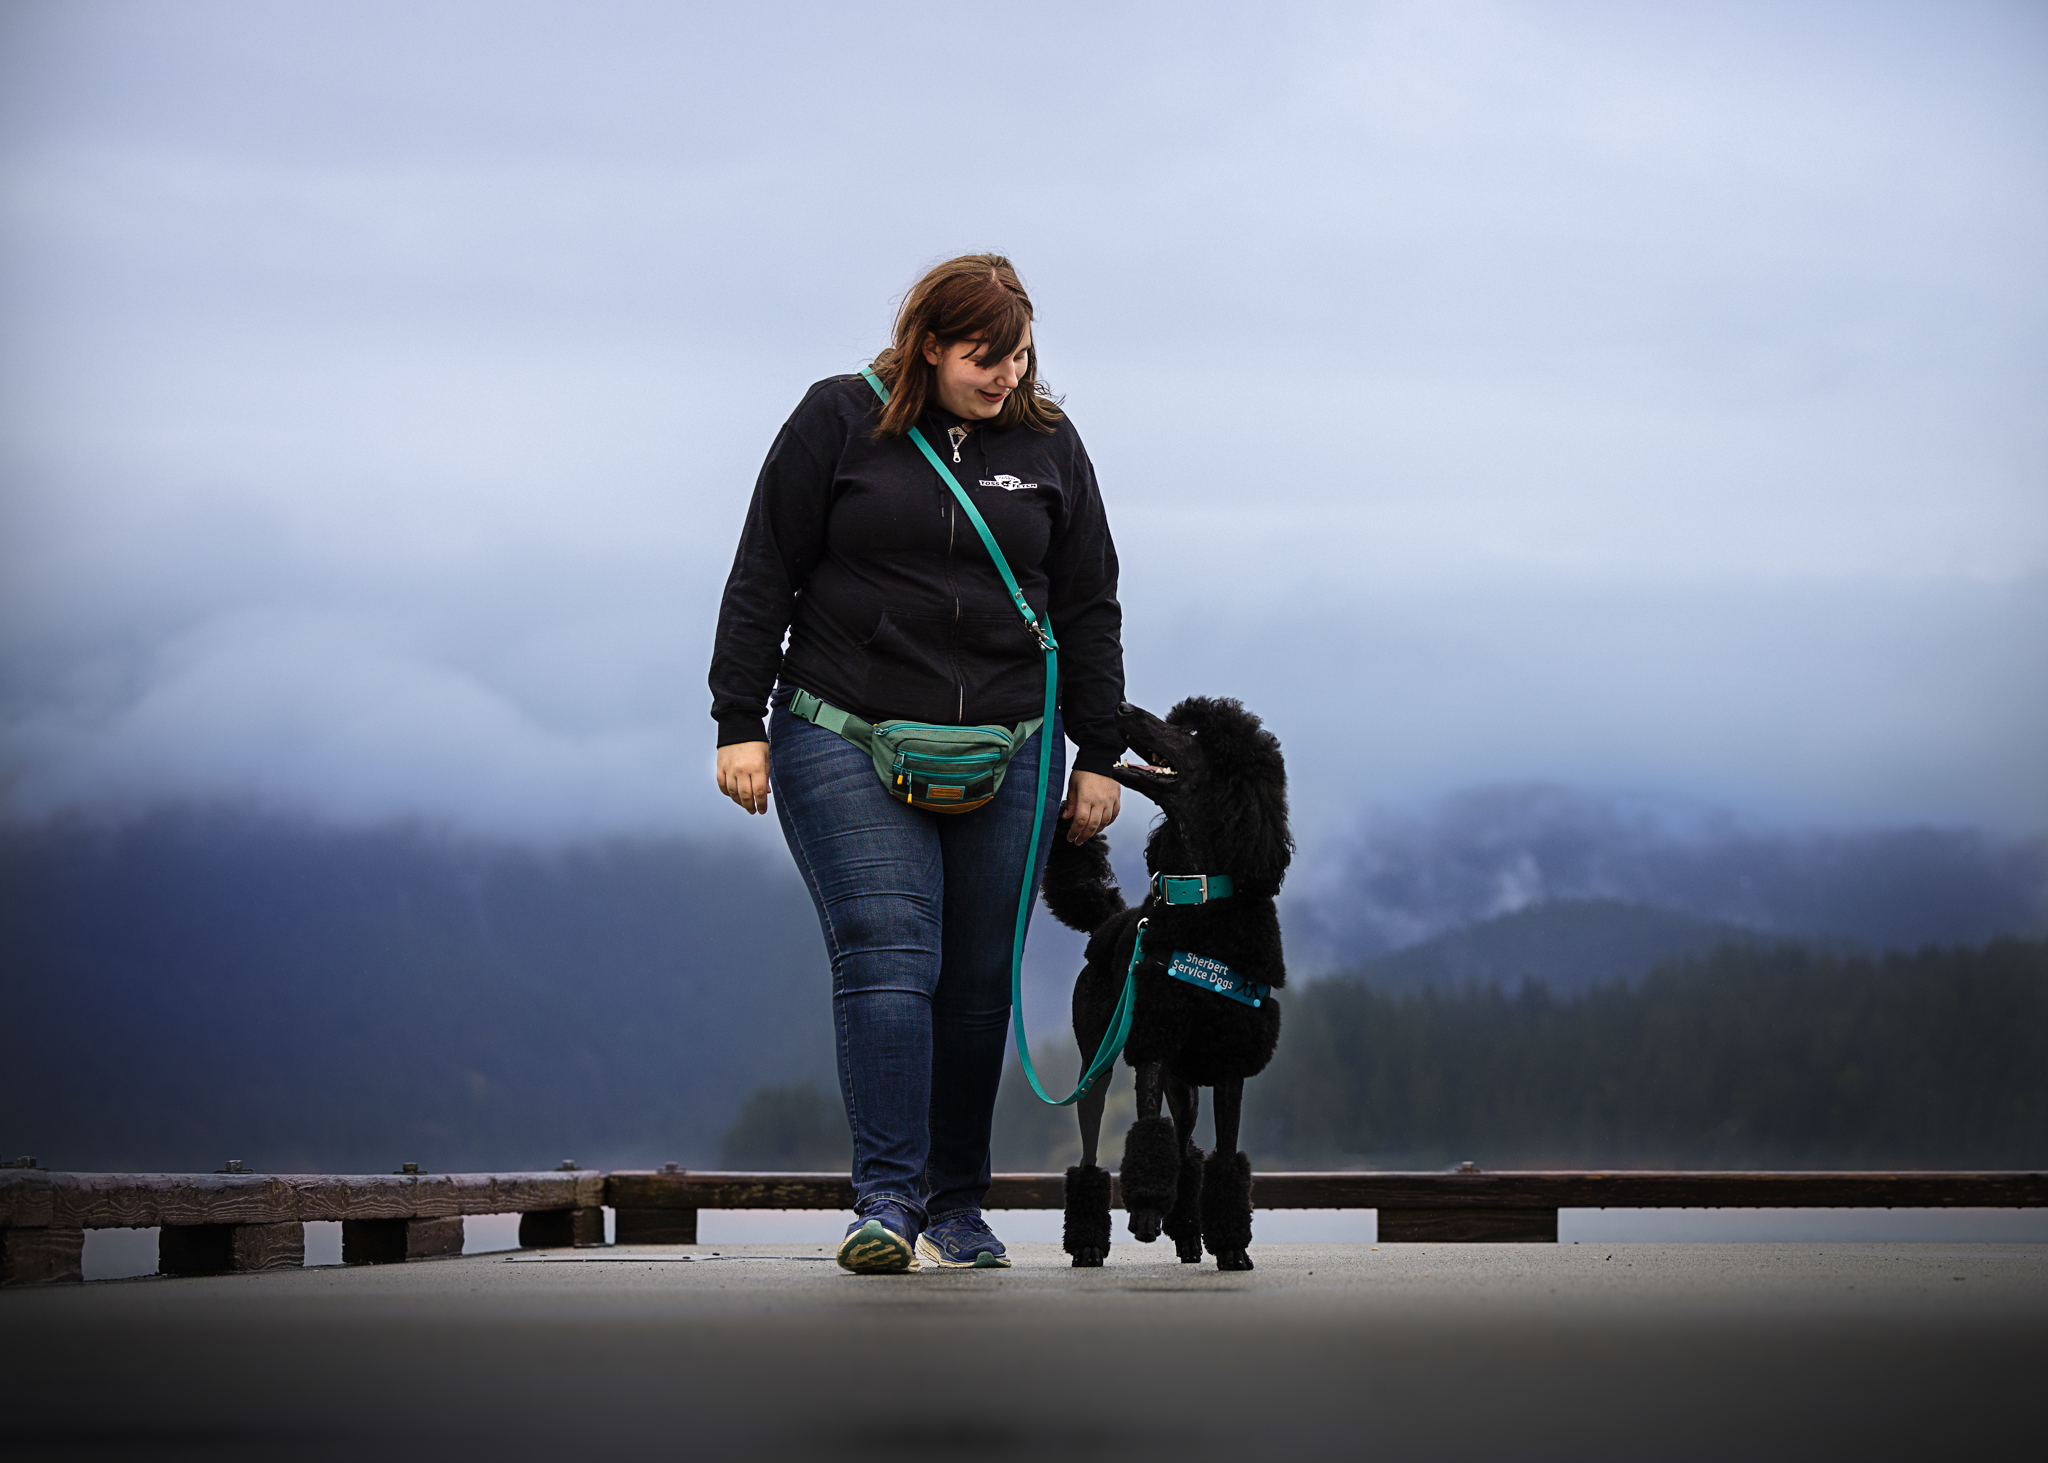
[{"left": 1339, "top": 897, "right": 1774, "bottom": 995}]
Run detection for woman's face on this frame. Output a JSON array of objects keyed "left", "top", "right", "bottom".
[{"left": 923, "top": 326, "right": 1032, "bottom": 421}]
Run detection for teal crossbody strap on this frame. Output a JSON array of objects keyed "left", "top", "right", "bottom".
[{"left": 859, "top": 366, "right": 1127, "bottom": 1106}]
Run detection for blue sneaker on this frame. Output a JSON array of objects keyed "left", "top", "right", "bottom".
[
  {"left": 837, "top": 1201, "right": 922, "bottom": 1274},
  {"left": 916, "top": 1212, "right": 1011, "bottom": 1269}
]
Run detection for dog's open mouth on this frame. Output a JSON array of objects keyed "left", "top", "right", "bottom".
[{"left": 1118, "top": 756, "right": 1177, "bottom": 778}]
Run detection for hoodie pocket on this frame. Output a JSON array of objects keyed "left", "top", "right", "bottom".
[
  {"left": 858, "top": 610, "right": 958, "bottom": 724},
  {"left": 955, "top": 612, "right": 1045, "bottom": 716}
]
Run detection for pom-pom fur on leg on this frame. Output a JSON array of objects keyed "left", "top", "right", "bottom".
[
  {"left": 1064, "top": 1163, "right": 1113, "bottom": 1267},
  {"left": 1163, "top": 1139, "right": 1206, "bottom": 1262},
  {"left": 1201, "top": 1149, "right": 1254, "bottom": 1271},
  {"left": 1119, "top": 1116, "right": 1180, "bottom": 1242}
]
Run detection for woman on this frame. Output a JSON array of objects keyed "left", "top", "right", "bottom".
[{"left": 709, "top": 254, "right": 1126, "bottom": 1274}]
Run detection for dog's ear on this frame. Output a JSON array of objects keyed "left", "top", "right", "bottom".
[
  {"left": 1190, "top": 700, "right": 1293, "bottom": 891},
  {"left": 1213, "top": 756, "right": 1292, "bottom": 890}
]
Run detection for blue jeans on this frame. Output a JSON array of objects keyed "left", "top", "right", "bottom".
[{"left": 770, "top": 698, "right": 1065, "bottom": 1222}]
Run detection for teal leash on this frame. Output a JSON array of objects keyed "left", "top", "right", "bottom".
[{"left": 859, "top": 367, "right": 1135, "bottom": 1106}]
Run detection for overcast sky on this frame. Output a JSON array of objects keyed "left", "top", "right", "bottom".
[{"left": 2, "top": 0, "right": 2043, "bottom": 847}]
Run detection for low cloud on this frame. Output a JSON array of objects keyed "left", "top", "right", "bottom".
[{"left": 1291, "top": 784, "right": 2048, "bottom": 964}]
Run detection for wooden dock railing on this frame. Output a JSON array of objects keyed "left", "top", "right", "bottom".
[{"left": 4, "top": 1166, "right": 2042, "bottom": 1285}]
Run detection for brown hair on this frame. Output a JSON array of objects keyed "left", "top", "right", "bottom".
[{"left": 868, "top": 254, "right": 1064, "bottom": 437}]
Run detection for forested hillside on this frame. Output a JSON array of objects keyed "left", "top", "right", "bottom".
[
  {"left": 0, "top": 810, "right": 837, "bottom": 1172},
  {"left": 1245, "top": 938, "right": 2048, "bottom": 1168},
  {"left": 8, "top": 809, "right": 2042, "bottom": 1178}
]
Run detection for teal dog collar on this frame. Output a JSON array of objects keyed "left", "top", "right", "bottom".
[{"left": 1149, "top": 873, "right": 1235, "bottom": 905}]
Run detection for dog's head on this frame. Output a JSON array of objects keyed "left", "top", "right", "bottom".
[{"left": 1112, "top": 696, "right": 1292, "bottom": 893}]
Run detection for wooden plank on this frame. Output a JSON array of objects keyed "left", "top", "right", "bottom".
[
  {"left": 517, "top": 1207, "right": 605, "bottom": 1249},
  {"left": 407, "top": 1175, "right": 461, "bottom": 1219},
  {"left": 52, "top": 1173, "right": 297, "bottom": 1229},
  {"left": 1378, "top": 1207, "right": 1560, "bottom": 1243},
  {"left": 605, "top": 1172, "right": 857, "bottom": 1210},
  {"left": 1251, "top": 1171, "right": 2048, "bottom": 1210},
  {"left": 608, "top": 1169, "right": 2048, "bottom": 1212},
  {"left": 31, "top": 1171, "right": 606, "bottom": 1229},
  {"left": 288, "top": 1175, "right": 412, "bottom": 1223},
  {"left": 485, "top": 1174, "right": 588, "bottom": 1214},
  {"left": 12, "top": 1170, "right": 2039, "bottom": 1234},
  {"left": 342, "top": 1216, "right": 465, "bottom": 1264},
  {"left": 615, "top": 1208, "right": 697, "bottom": 1244},
  {"left": 403, "top": 1216, "right": 465, "bottom": 1259},
  {"left": 0, "top": 1172, "right": 55, "bottom": 1228},
  {"left": 448, "top": 1174, "right": 503, "bottom": 1217},
  {"left": 231, "top": 1221, "right": 306, "bottom": 1272},
  {"left": 986, "top": 1174, "right": 1075, "bottom": 1209},
  {"left": 0, "top": 1227, "right": 83, "bottom": 1285},
  {"left": 159, "top": 1221, "right": 306, "bottom": 1276}
]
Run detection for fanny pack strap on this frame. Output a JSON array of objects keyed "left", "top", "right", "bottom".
[
  {"left": 859, "top": 367, "right": 1125, "bottom": 1107},
  {"left": 787, "top": 687, "right": 869, "bottom": 749}
]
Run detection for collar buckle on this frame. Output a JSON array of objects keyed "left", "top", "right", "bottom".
[{"left": 1150, "top": 872, "right": 1235, "bottom": 905}]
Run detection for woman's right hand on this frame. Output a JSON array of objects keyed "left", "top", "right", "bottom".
[{"left": 717, "top": 741, "right": 772, "bottom": 815}]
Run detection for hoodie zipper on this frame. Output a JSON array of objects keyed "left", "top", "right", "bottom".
[
  {"left": 939, "top": 418, "right": 973, "bottom": 720},
  {"left": 951, "top": 499, "right": 963, "bottom": 720}
]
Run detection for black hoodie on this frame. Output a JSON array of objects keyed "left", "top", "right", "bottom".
[{"left": 710, "top": 374, "right": 1126, "bottom": 775}]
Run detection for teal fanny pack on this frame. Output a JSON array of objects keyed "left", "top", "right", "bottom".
[{"left": 788, "top": 687, "right": 1040, "bottom": 814}]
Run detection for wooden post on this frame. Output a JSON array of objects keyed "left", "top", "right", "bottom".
[
  {"left": 341, "top": 1215, "right": 465, "bottom": 1264},
  {"left": 159, "top": 1222, "right": 306, "bottom": 1276},
  {"left": 517, "top": 1206, "right": 605, "bottom": 1249},
  {"left": 615, "top": 1208, "right": 697, "bottom": 1244},
  {"left": 0, "top": 1227, "right": 84, "bottom": 1285},
  {"left": 1378, "top": 1207, "right": 1559, "bottom": 1242}
]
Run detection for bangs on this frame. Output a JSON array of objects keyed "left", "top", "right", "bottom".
[{"left": 937, "top": 278, "right": 1032, "bottom": 365}]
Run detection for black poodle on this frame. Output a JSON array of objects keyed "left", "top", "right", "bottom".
[{"left": 1041, "top": 696, "right": 1290, "bottom": 1271}]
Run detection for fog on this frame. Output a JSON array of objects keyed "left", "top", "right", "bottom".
[{"left": 3, "top": 0, "right": 2044, "bottom": 845}]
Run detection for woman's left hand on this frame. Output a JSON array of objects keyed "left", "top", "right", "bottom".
[{"left": 1061, "top": 769, "right": 1121, "bottom": 843}]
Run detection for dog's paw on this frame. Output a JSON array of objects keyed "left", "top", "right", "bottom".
[
  {"left": 1127, "top": 1209, "right": 1164, "bottom": 1243},
  {"left": 1214, "top": 1249, "right": 1254, "bottom": 1272},
  {"left": 1176, "top": 1242, "right": 1203, "bottom": 1264},
  {"left": 1070, "top": 1247, "right": 1107, "bottom": 1268}
]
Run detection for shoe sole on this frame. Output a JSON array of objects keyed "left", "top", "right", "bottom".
[
  {"left": 837, "top": 1219, "right": 919, "bottom": 1274},
  {"left": 915, "top": 1234, "right": 1011, "bottom": 1270}
]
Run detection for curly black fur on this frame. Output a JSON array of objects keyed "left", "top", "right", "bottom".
[
  {"left": 1046, "top": 695, "right": 1290, "bottom": 1272},
  {"left": 1200, "top": 1149, "right": 1254, "bottom": 1263},
  {"left": 1163, "top": 1138, "right": 1205, "bottom": 1263},
  {"left": 1061, "top": 697, "right": 1291, "bottom": 1088},
  {"left": 1042, "top": 822, "right": 1125, "bottom": 934},
  {"left": 1119, "top": 1115, "right": 1181, "bottom": 1226},
  {"left": 1063, "top": 1163, "right": 1113, "bottom": 1267}
]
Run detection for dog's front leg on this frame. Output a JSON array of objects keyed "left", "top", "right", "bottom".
[
  {"left": 1202, "top": 1077, "right": 1255, "bottom": 1271},
  {"left": 1120, "top": 1061, "right": 1178, "bottom": 1244}
]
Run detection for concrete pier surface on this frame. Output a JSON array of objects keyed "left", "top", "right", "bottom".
[{"left": 5, "top": 1241, "right": 2042, "bottom": 1460}]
